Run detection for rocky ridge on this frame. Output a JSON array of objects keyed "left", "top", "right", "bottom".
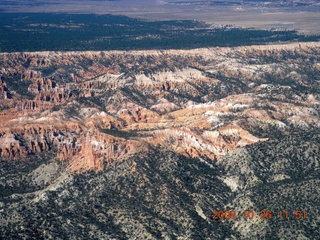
[{"left": 0, "top": 42, "right": 319, "bottom": 172}]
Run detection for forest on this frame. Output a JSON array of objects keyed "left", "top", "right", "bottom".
[{"left": 0, "top": 13, "right": 319, "bottom": 52}]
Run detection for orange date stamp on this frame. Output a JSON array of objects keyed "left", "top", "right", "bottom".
[{"left": 212, "top": 210, "right": 307, "bottom": 220}]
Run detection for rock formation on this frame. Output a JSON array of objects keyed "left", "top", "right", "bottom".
[{"left": 0, "top": 42, "right": 319, "bottom": 172}]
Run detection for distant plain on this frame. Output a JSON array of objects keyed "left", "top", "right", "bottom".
[{"left": 1, "top": 0, "right": 320, "bottom": 34}]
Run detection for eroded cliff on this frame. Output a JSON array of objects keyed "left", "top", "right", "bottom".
[{"left": 0, "top": 42, "right": 319, "bottom": 172}]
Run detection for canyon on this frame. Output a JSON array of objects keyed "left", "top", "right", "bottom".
[
  {"left": 0, "top": 42, "right": 319, "bottom": 171},
  {"left": 1, "top": 42, "right": 320, "bottom": 239}
]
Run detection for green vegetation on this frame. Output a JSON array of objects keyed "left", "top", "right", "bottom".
[
  {"left": 0, "top": 131, "right": 319, "bottom": 239},
  {"left": 0, "top": 13, "right": 318, "bottom": 52},
  {"left": 5, "top": 76, "right": 35, "bottom": 99},
  {"left": 218, "top": 130, "right": 320, "bottom": 239},
  {"left": 0, "top": 148, "right": 231, "bottom": 239},
  {"left": 99, "top": 128, "right": 139, "bottom": 139}
]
